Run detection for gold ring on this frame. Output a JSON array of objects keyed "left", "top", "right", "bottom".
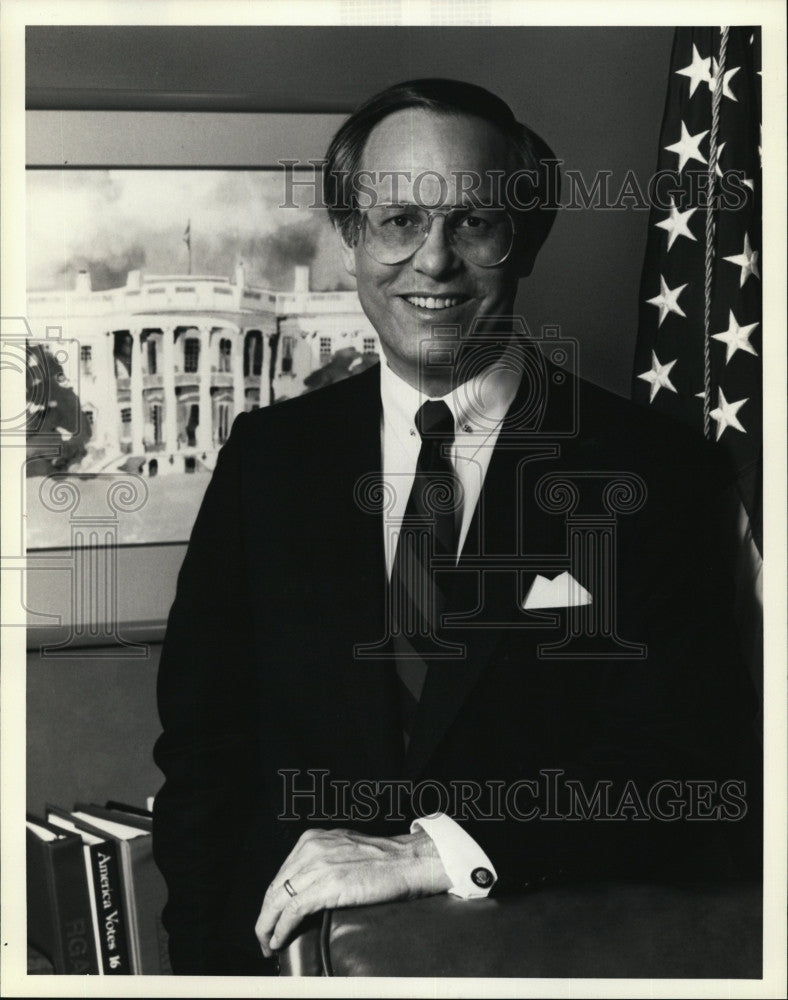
[{"left": 283, "top": 878, "right": 297, "bottom": 898}]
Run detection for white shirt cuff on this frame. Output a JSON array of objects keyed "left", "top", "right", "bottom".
[{"left": 411, "top": 813, "right": 497, "bottom": 899}]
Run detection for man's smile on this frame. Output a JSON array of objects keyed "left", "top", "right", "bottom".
[{"left": 398, "top": 293, "right": 473, "bottom": 313}]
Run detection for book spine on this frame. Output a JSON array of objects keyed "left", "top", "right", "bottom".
[
  {"left": 50, "top": 838, "right": 100, "bottom": 974},
  {"left": 127, "top": 836, "right": 171, "bottom": 974},
  {"left": 116, "top": 841, "right": 143, "bottom": 973},
  {"left": 70, "top": 805, "right": 170, "bottom": 973},
  {"left": 27, "top": 831, "right": 65, "bottom": 972},
  {"left": 82, "top": 844, "right": 104, "bottom": 973},
  {"left": 87, "top": 842, "right": 133, "bottom": 974}
]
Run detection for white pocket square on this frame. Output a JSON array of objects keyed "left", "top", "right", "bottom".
[{"left": 523, "top": 572, "right": 592, "bottom": 610}]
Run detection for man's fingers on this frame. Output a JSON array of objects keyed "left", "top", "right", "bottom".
[
  {"left": 261, "top": 829, "right": 356, "bottom": 921},
  {"left": 257, "top": 829, "right": 400, "bottom": 957},
  {"left": 256, "top": 870, "right": 319, "bottom": 954},
  {"left": 269, "top": 882, "right": 325, "bottom": 950},
  {"left": 258, "top": 835, "right": 339, "bottom": 951}
]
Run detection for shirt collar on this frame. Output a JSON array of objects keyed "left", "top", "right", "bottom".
[{"left": 379, "top": 343, "right": 521, "bottom": 440}]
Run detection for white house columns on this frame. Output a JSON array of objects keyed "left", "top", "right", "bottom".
[
  {"left": 160, "top": 325, "right": 177, "bottom": 453},
  {"left": 197, "top": 325, "right": 212, "bottom": 452},
  {"left": 27, "top": 265, "right": 378, "bottom": 472},
  {"left": 231, "top": 326, "right": 244, "bottom": 423},
  {"left": 115, "top": 320, "right": 250, "bottom": 457},
  {"left": 129, "top": 328, "right": 144, "bottom": 455}
]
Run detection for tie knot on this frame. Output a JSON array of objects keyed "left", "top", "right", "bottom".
[{"left": 415, "top": 399, "right": 455, "bottom": 443}]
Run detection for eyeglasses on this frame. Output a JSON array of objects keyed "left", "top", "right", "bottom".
[{"left": 357, "top": 205, "right": 515, "bottom": 268}]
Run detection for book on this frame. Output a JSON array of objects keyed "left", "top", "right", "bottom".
[
  {"left": 91, "top": 801, "right": 153, "bottom": 833},
  {"left": 43, "top": 809, "right": 103, "bottom": 974},
  {"left": 26, "top": 815, "right": 100, "bottom": 974},
  {"left": 72, "top": 804, "right": 170, "bottom": 974},
  {"left": 105, "top": 800, "right": 154, "bottom": 824},
  {"left": 46, "top": 806, "right": 132, "bottom": 975}
]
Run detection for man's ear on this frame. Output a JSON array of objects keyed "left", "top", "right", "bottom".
[{"left": 335, "top": 221, "right": 357, "bottom": 278}]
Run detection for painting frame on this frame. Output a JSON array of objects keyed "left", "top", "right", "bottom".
[{"left": 23, "top": 111, "right": 391, "bottom": 644}]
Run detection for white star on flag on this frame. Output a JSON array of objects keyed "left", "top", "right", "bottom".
[
  {"left": 676, "top": 44, "right": 711, "bottom": 96},
  {"left": 665, "top": 121, "right": 709, "bottom": 173},
  {"left": 723, "top": 232, "right": 760, "bottom": 286},
  {"left": 655, "top": 199, "right": 698, "bottom": 250},
  {"left": 709, "top": 387, "right": 748, "bottom": 440},
  {"left": 711, "top": 311, "right": 759, "bottom": 363},
  {"left": 707, "top": 58, "right": 739, "bottom": 101},
  {"left": 646, "top": 275, "right": 688, "bottom": 326},
  {"left": 638, "top": 350, "right": 678, "bottom": 402}
]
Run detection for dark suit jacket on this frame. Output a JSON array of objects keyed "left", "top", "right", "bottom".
[{"left": 152, "top": 358, "right": 760, "bottom": 975}]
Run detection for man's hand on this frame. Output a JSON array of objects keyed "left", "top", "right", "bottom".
[{"left": 255, "top": 827, "right": 452, "bottom": 956}]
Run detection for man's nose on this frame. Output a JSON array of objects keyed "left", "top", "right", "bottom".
[{"left": 410, "top": 215, "right": 460, "bottom": 278}]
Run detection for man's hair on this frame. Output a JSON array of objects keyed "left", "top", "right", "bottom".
[{"left": 323, "top": 78, "right": 560, "bottom": 273}]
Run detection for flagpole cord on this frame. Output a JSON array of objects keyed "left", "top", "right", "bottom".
[{"left": 704, "top": 26, "right": 730, "bottom": 438}]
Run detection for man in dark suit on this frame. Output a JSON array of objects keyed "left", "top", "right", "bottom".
[{"left": 152, "top": 79, "right": 760, "bottom": 975}]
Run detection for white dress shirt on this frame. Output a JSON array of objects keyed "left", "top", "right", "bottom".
[
  {"left": 379, "top": 355, "right": 521, "bottom": 899},
  {"left": 380, "top": 355, "right": 521, "bottom": 573}
]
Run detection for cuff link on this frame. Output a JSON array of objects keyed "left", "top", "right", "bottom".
[{"left": 471, "top": 866, "right": 494, "bottom": 888}]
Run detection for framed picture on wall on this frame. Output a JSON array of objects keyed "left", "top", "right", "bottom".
[{"left": 25, "top": 112, "right": 383, "bottom": 551}]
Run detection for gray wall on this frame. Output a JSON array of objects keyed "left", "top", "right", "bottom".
[{"left": 27, "top": 649, "right": 163, "bottom": 816}]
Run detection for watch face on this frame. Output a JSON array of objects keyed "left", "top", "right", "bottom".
[{"left": 471, "top": 866, "right": 493, "bottom": 887}]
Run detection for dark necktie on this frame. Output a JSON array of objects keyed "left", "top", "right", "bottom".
[{"left": 390, "top": 399, "right": 461, "bottom": 748}]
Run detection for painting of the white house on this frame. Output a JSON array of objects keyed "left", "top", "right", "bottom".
[{"left": 25, "top": 170, "right": 380, "bottom": 547}]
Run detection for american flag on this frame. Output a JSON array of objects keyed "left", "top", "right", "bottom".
[{"left": 632, "top": 26, "right": 762, "bottom": 555}]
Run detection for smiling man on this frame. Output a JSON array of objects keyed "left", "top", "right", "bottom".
[
  {"left": 338, "top": 106, "right": 535, "bottom": 392},
  {"left": 152, "top": 80, "right": 759, "bottom": 975}
]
